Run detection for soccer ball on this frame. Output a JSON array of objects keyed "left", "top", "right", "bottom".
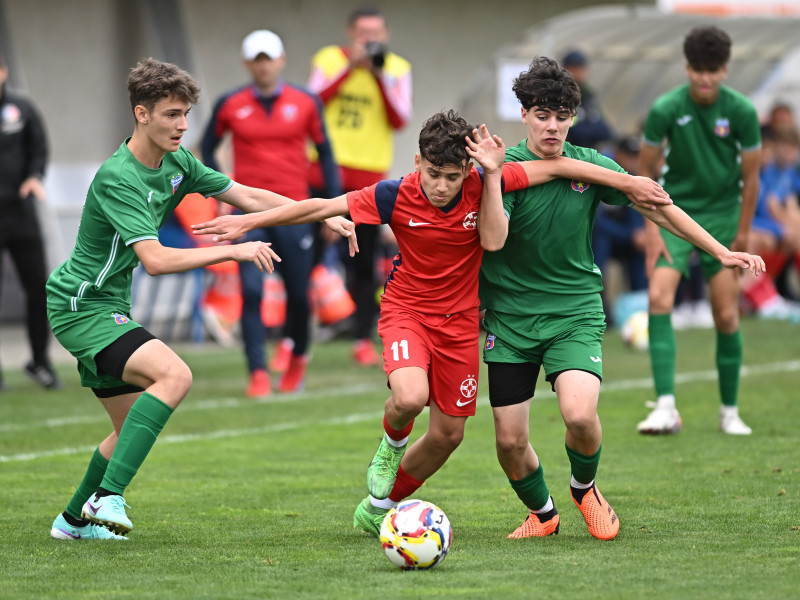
[
  {"left": 621, "top": 310, "right": 649, "bottom": 351},
  {"left": 379, "top": 499, "right": 452, "bottom": 570}
]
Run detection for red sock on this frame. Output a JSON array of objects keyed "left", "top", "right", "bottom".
[
  {"left": 742, "top": 274, "right": 780, "bottom": 309},
  {"left": 383, "top": 414, "right": 414, "bottom": 441},
  {"left": 388, "top": 465, "right": 424, "bottom": 502}
]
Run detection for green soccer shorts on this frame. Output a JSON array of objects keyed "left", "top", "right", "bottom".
[
  {"left": 48, "top": 306, "right": 144, "bottom": 389},
  {"left": 656, "top": 208, "right": 740, "bottom": 280},
  {"left": 482, "top": 310, "right": 607, "bottom": 384}
]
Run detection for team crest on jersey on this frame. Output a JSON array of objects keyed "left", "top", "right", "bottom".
[
  {"left": 714, "top": 118, "right": 730, "bottom": 138},
  {"left": 571, "top": 180, "right": 590, "bottom": 193},
  {"left": 111, "top": 313, "right": 129, "bottom": 325},
  {"left": 171, "top": 173, "right": 184, "bottom": 195},
  {"left": 281, "top": 104, "right": 299, "bottom": 121},
  {"left": 485, "top": 334, "right": 495, "bottom": 351},
  {"left": 460, "top": 375, "right": 477, "bottom": 398},
  {"left": 1, "top": 103, "right": 23, "bottom": 134},
  {"left": 463, "top": 211, "right": 478, "bottom": 229}
]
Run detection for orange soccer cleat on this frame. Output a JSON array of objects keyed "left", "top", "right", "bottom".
[
  {"left": 507, "top": 503, "right": 560, "bottom": 539},
  {"left": 571, "top": 484, "right": 619, "bottom": 540}
]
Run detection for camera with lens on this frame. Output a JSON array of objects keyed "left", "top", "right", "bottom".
[{"left": 364, "top": 41, "right": 387, "bottom": 69}]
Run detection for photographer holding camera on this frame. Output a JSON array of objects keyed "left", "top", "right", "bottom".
[{"left": 308, "top": 5, "right": 412, "bottom": 366}]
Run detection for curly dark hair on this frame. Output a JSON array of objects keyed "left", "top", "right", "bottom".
[
  {"left": 512, "top": 56, "right": 580, "bottom": 114},
  {"left": 418, "top": 110, "right": 475, "bottom": 167},
  {"left": 683, "top": 26, "right": 731, "bottom": 71},
  {"left": 127, "top": 58, "right": 200, "bottom": 114}
]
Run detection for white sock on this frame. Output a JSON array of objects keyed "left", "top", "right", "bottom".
[
  {"left": 570, "top": 476, "right": 593, "bottom": 489},
  {"left": 370, "top": 495, "right": 398, "bottom": 510},
  {"left": 532, "top": 496, "right": 554, "bottom": 514},
  {"left": 720, "top": 405, "right": 739, "bottom": 417},
  {"left": 657, "top": 394, "right": 676, "bottom": 410},
  {"left": 384, "top": 433, "right": 408, "bottom": 447}
]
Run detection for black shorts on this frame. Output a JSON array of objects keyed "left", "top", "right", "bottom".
[{"left": 91, "top": 327, "right": 156, "bottom": 398}]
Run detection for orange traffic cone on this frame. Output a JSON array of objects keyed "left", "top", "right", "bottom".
[
  {"left": 309, "top": 264, "right": 356, "bottom": 325},
  {"left": 261, "top": 274, "right": 287, "bottom": 328}
]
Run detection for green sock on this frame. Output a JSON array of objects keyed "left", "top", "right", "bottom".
[
  {"left": 565, "top": 444, "right": 601, "bottom": 485},
  {"left": 100, "top": 393, "right": 174, "bottom": 495},
  {"left": 65, "top": 448, "right": 108, "bottom": 520},
  {"left": 716, "top": 329, "right": 742, "bottom": 407},
  {"left": 509, "top": 464, "right": 550, "bottom": 512},
  {"left": 649, "top": 313, "right": 676, "bottom": 397}
]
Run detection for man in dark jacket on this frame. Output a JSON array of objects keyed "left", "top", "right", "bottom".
[{"left": 0, "top": 53, "right": 60, "bottom": 389}]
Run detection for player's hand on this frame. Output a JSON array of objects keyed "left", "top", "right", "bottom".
[
  {"left": 644, "top": 228, "right": 672, "bottom": 277},
  {"left": 191, "top": 214, "right": 251, "bottom": 243},
  {"left": 466, "top": 124, "right": 505, "bottom": 174},
  {"left": 231, "top": 241, "right": 280, "bottom": 273},
  {"left": 624, "top": 176, "right": 672, "bottom": 210},
  {"left": 722, "top": 251, "right": 766, "bottom": 276},
  {"left": 19, "top": 177, "right": 46, "bottom": 202},
  {"left": 323, "top": 216, "right": 359, "bottom": 256}
]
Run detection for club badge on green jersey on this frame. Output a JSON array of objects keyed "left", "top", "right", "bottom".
[
  {"left": 571, "top": 181, "right": 590, "bottom": 193},
  {"left": 111, "top": 313, "right": 130, "bottom": 325},
  {"left": 171, "top": 173, "right": 184, "bottom": 194},
  {"left": 714, "top": 118, "right": 730, "bottom": 138},
  {"left": 485, "top": 334, "right": 495, "bottom": 350}
]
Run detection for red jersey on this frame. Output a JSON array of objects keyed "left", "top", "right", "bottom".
[
  {"left": 346, "top": 162, "right": 528, "bottom": 314},
  {"left": 202, "top": 82, "right": 332, "bottom": 200}
]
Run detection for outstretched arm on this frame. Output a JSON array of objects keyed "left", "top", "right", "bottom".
[
  {"left": 516, "top": 157, "right": 672, "bottom": 211},
  {"left": 191, "top": 194, "right": 357, "bottom": 255},
  {"left": 634, "top": 203, "right": 766, "bottom": 276}
]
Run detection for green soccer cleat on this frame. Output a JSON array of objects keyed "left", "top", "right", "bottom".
[
  {"left": 353, "top": 497, "right": 388, "bottom": 538},
  {"left": 366, "top": 435, "right": 407, "bottom": 500},
  {"left": 50, "top": 514, "right": 128, "bottom": 540}
]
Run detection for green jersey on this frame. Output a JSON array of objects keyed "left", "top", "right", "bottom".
[
  {"left": 642, "top": 84, "right": 760, "bottom": 215},
  {"left": 47, "top": 141, "right": 231, "bottom": 313},
  {"left": 479, "top": 140, "right": 630, "bottom": 316}
]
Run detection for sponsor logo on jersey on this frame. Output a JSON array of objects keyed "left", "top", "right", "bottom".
[
  {"left": 571, "top": 180, "right": 590, "bottom": 193},
  {"left": 171, "top": 174, "right": 184, "bottom": 195},
  {"left": 147, "top": 191, "right": 154, "bottom": 204},
  {"left": 281, "top": 104, "right": 299, "bottom": 121},
  {"left": 485, "top": 334, "right": 495, "bottom": 351},
  {"left": 408, "top": 219, "right": 431, "bottom": 227},
  {"left": 458, "top": 375, "right": 478, "bottom": 403},
  {"left": 714, "top": 118, "right": 730, "bottom": 138},
  {"left": 589, "top": 355, "right": 602, "bottom": 363},
  {"left": 463, "top": 211, "right": 478, "bottom": 229},
  {"left": 676, "top": 114, "right": 693, "bottom": 126},
  {"left": 112, "top": 313, "right": 129, "bottom": 325}
]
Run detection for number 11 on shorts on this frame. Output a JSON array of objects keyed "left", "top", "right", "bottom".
[{"left": 391, "top": 339, "right": 409, "bottom": 361}]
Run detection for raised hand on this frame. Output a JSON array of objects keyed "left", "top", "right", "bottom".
[{"left": 466, "top": 124, "right": 506, "bottom": 174}]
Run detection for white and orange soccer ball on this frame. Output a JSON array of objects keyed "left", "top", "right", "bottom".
[
  {"left": 379, "top": 499, "right": 452, "bottom": 570},
  {"left": 621, "top": 310, "right": 649, "bottom": 351}
]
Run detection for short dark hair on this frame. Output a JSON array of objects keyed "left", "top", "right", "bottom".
[
  {"left": 347, "top": 5, "right": 385, "bottom": 26},
  {"left": 418, "top": 110, "right": 474, "bottom": 168},
  {"left": 683, "top": 26, "right": 731, "bottom": 71},
  {"left": 127, "top": 58, "right": 200, "bottom": 114},
  {"left": 513, "top": 56, "right": 580, "bottom": 114}
]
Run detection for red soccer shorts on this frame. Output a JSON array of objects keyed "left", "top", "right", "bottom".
[{"left": 378, "top": 305, "right": 480, "bottom": 417}]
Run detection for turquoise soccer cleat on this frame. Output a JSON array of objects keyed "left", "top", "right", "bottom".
[
  {"left": 50, "top": 514, "right": 128, "bottom": 540},
  {"left": 82, "top": 494, "right": 133, "bottom": 534}
]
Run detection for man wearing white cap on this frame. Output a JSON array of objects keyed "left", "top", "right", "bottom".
[{"left": 201, "top": 30, "right": 341, "bottom": 398}]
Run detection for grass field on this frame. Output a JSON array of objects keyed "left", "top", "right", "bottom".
[{"left": 1, "top": 318, "right": 798, "bottom": 599}]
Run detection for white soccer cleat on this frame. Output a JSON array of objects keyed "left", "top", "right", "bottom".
[
  {"left": 637, "top": 406, "right": 682, "bottom": 435},
  {"left": 720, "top": 407, "right": 752, "bottom": 435}
]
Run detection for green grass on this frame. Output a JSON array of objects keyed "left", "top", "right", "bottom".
[{"left": 1, "top": 318, "right": 798, "bottom": 599}]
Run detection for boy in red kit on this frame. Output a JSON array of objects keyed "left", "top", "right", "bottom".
[{"left": 191, "top": 110, "right": 670, "bottom": 536}]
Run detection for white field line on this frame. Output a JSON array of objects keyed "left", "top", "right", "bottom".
[{"left": 2, "top": 360, "right": 798, "bottom": 464}]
